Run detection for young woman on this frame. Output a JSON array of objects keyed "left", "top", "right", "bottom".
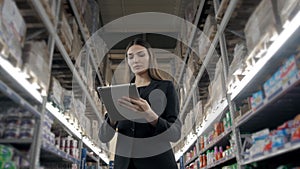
[{"left": 99, "top": 38, "right": 182, "bottom": 169}]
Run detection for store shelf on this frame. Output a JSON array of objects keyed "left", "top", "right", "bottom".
[
  {"left": 30, "top": 0, "right": 103, "bottom": 124},
  {"left": 87, "top": 153, "right": 99, "bottom": 162},
  {"left": 0, "top": 79, "right": 41, "bottom": 118},
  {"left": 206, "top": 154, "right": 236, "bottom": 169},
  {"left": 46, "top": 102, "right": 81, "bottom": 139},
  {"left": 46, "top": 102, "right": 109, "bottom": 164},
  {"left": 0, "top": 139, "right": 32, "bottom": 144},
  {"left": 198, "top": 127, "right": 232, "bottom": 155},
  {"left": 175, "top": 101, "right": 228, "bottom": 161},
  {"left": 41, "top": 141, "right": 80, "bottom": 165},
  {"left": 197, "top": 100, "right": 228, "bottom": 137},
  {"left": 0, "top": 56, "right": 43, "bottom": 103},
  {"left": 236, "top": 77, "right": 300, "bottom": 132},
  {"left": 242, "top": 141, "right": 300, "bottom": 165},
  {"left": 67, "top": 0, "right": 104, "bottom": 86},
  {"left": 230, "top": 11, "right": 300, "bottom": 101},
  {"left": 185, "top": 155, "right": 198, "bottom": 167}
]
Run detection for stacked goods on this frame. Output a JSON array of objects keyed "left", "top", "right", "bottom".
[
  {"left": 277, "top": 0, "right": 300, "bottom": 26},
  {"left": 55, "top": 136, "right": 80, "bottom": 159},
  {"left": 22, "top": 41, "right": 50, "bottom": 94},
  {"left": 49, "top": 77, "right": 65, "bottom": 111},
  {"left": 198, "top": 15, "right": 217, "bottom": 61},
  {"left": 0, "top": 0, "right": 26, "bottom": 67},
  {"left": 69, "top": 18, "right": 83, "bottom": 61},
  {"left": 227, "top": 43, "right": 248, "bottom": 93},
  {"left": 244, "top": 114, "right": 300, "bottom": 159},
  {"left": 84, "top": 0, "right": 100, "bottom": 34},
  {"left": 185, "top": 146, "right": 197, "bottom": 163},
  {"left": 58, "top": 12, "right": 73, "bottom": 54},
  {"left": 208, "top": 59, "right": 226, "bottom": 111},
  {"left": 203, "top": 15, "right": 217, "bottom": 41},
  {"left": 0, "top": 145, "right": 17, "bottom": 169},
  {"left": 42, "top": 111, "right": 55, "bottom": 147},
  {"left": 0, "top": 108, "right": 35, "bottom": 140},
  {"left": 244, "top": 0, "right": 278, "bottom": 54},
  {"left": 40, "top": 0, "right": 56, "bottom": 24}
]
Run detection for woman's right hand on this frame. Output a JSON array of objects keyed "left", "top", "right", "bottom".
[{"left": 110, "top": 119, "right": 117, "bottom": 126}]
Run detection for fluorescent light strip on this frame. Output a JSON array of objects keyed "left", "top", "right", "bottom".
[
  {"left": 46, "top": 103, "right": 82, "bottom": 138},
  {"left": 230, "top": 11, "right": 300, "bottom": 100},
  {"left": 0, "top": 56, "right": 43, "bottom": 102}
]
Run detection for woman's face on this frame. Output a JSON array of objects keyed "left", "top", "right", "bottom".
[{"left": 127, "top": 45, "right": 150, "bottom": 75}]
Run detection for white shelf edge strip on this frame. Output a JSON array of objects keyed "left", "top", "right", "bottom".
[
  {"left": 230, "top": 11, "right": 300, "bottom": 100},
  {"left": 0, "top": 56, "right": 43, "bottom": 103},
  {"left": 46, "top": 102, "right": 109, "bottom": 164},
  {"left": 82, "top": 137, "right": 109, "bottom": 164},
  {"left": 175, "top": 101, "right": 228, "bottom": 161},
  {"left": 46, "top": 103, "right": 82, "bottom": 138}
]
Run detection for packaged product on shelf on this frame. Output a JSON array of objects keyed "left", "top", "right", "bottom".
[
  {"left": 0, "top": 14, "right": 22, "bottom": 67},
  {"left": 22, "top": 41, "right": 50, "bottom": 92},
  {"left": 227, "top": 43, "right": 248, "bottom": 91},
  {"left": 263, "top": 69, "right": 282, "bottom": 99},
  {"left": 63, "top": 90, "right": 74, "bottom": 111},
  {"left": 58, "top": 12, "right": 73, "bottom": 53},
  {"left": 198, "top": 33, "right": 211, "bottom": 61},
  {"left": 291, "top": 114, "right": 300, "bottom": 141},
  {"left": 19, "top": 128, "right": 34, "bottom": 139},
  {"left": 20, "top": 118, "right": 35, "bottom": 129},
  {"left": 0, "top": 144, "right": 13, "bottom": 161},
  {"left": 250, "top": 90, "right": 264, "bottom": 111},
  {"left": 270, "top": 129, "right": 289, "bottom": 150},
  {"left": 91, "top": 120, "right": 99, "bottom": 140},
  {"left": 208, "top": 59, "right": 226, "bottom": 111},
  {"left": 203, "top": 14, "right": 217, "bottom": 41},
  {"left": 84, "top": 0, "right": 100, "bottom": 34},
  {"left": 0, "top": 0, "right": 26, "bottom": 44},
  {"left": 249, "top": 129, "right": 270, "bottom": 156},
  {"left": 277, "top": 0, "right": 300, "bottom": 27},
  {"left": 49, "top": 77, "right": 64, "bottom": 110},
  {"left": 244, "top": 0, "right": 278, "bottom": 53},
  {"left": 69, "top": 18, "right": 83, "bottom": 61},
  {"left": 281, "top": 54, "right": 300, "bottom": 88}
]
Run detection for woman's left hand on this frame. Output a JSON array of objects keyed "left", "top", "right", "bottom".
[{"left": 118, "top": 96, "right": 158, "bottom": 125}]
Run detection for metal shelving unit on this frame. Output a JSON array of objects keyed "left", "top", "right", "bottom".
[
  {"left": 67, "top": 0, "right": 104, "bottom": 86},
  {"left": 0, "top": 0, "right": 109, "bottom": 168},
  {"left": 177, "top": 0, "right": 300, "bottom": 169},
  {"left": 30, "top": 0, "right": 103, "bottom": 124}
]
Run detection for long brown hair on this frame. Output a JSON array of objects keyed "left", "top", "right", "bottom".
[{"left": 125, "top": 38, "right": 165, "bottom": 81}]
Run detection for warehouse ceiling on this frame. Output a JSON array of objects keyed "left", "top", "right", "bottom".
[{"left": 97, "top": 0, "right": 197, "bottom": 84}]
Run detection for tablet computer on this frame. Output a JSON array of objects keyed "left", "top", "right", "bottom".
[{"left": 97, "top": 83, "right": 143, "bottom": 121}]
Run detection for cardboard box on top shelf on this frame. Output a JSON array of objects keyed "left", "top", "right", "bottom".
[
  {"left": 198, "top": 33, "right": 211, "bottom": 61},
  {"left": 0, "top": 0, "right": 26, "bottom": 45},
  {"left": 244, "top": 0, "right": 278, "bottom": 54},
  {"left": 49, "top": 77, "right": 65, "bottom": 110},
  {"left": 277, "top": 0, "right": 300, "bottom": 27},
  {"left": 208, "top": 59, "right": 226, "bottom": 111},
  {"left": 203, "top": 14, "right": 217, "bottom": 41},
  {"left": 22, "top": 41, "right": 50, "bottom": 93},
  {"left": 69, "top": 18, "right": 83, "bottom": 61},
  {"left": 58, "top": 12, "right": 73, "bottom": 54},
  {"left": 227, "top": 43, "right": 248, "bottom": 92},
  {"left": 0, "top": 19, "right": 22, "bottom": 67}
]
